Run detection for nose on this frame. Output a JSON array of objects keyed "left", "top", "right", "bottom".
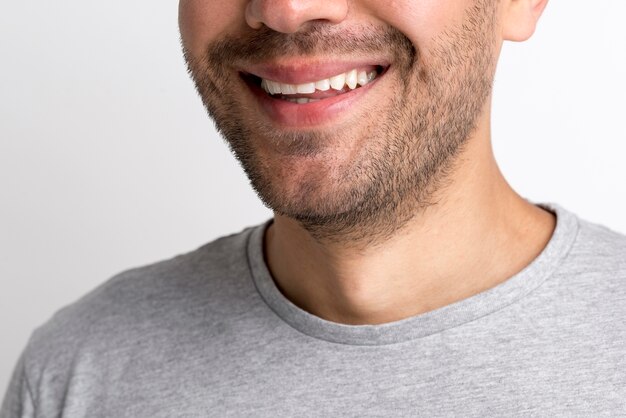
[{"left": 245, "top": 0, "right": 349, "bottom": 33}]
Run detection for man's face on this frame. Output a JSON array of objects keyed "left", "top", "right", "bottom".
[{"left": 179, "top": 0, "right": 502, "bottom": 240}]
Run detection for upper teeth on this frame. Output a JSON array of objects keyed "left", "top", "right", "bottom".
[{"left": 261, "top": 68, "right": 378, "bottom": 95}]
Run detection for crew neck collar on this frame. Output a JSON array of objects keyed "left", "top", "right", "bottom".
[{"left": 246, "top": 203, "right": 579, "bottom": 346}]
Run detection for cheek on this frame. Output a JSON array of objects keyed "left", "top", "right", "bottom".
[
  {"left": 179, "top": 0, "right": 246, "bottom": 54},
  {"left": 362, "top": 0, "right": 469, "bottom": 56}
]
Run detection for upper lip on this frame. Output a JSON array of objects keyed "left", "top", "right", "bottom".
[{"left": 240, "top": 58, "right": 391, "bottom": 84}]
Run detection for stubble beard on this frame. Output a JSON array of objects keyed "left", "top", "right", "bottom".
[{"left": 184, "top": 1, "right": 498, "bottom": 246}]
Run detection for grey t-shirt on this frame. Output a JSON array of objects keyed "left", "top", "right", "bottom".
[{"left": 2, "top": 203, "right": 626, "bottom": 417}]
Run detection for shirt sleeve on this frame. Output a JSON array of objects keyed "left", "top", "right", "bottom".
[{"left": 1, "top": 350, "right": 35, "bottom": 418}]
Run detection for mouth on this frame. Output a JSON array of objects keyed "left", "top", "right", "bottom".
[{"left": 239, "top": 62, "right": 389, "bottom": 128}]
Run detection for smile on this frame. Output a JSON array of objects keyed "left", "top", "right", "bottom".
[
  {"left": 259, "top": 66, "right": 381, "bottom": 103},
  {"left": 239, "top": 62, "right": 389, "bottom": 127}
]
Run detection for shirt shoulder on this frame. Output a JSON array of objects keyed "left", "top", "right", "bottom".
[
  {"left": 548, "top": 214, "right": 626, "bottom": 320},
  {"left": 567, "top": 216, "right": 626, "bottom": 274},
  {"left": 40, "top": 224, "right": 256, "bottom": 327},
  {"left": 14, "top": 224, "right": 264, "bottom": 412}
]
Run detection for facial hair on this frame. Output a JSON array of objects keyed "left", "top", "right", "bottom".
[{"left": 183, "top": 1, "right": 499, "bottom": 246}]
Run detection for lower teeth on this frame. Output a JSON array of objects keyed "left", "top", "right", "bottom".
[{"left": 284, "top": 98, "right": 320, "bottom": 104}]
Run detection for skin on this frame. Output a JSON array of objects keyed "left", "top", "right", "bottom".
[{"left": 179, "top": 0, "right": 554, "bottom": 325}]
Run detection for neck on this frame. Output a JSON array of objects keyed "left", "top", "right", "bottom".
[{"left": 264, "top": 121, "right": 556, "bottom": 325}]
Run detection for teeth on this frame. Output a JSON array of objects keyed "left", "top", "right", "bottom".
[
  {"left": 261, "top": 79, "right": 271, "bottom": 94},
  {"left": 315, "top": 79, "right": 331, "bottom": 91},
  {"left": 345, "top": 69, "right": 358, "bottom": 90},
  {"left": 296, "top": 82, "right": 316, "bottom": 94},
  {"left": 329, "top": 73, "right": 346, "bottom": 91},
  {"left": 260, "top": 67, "right": 379, "bottom": 96},
  {"left": 285, "top": 98, "right": 320, "bottom": 104},
  {"left": 281, "top": 83, "right": 298, "bottom": 95},
  {"left": 269, "top": 80, "right": 281, "bottom": 95},
  {"left": 357, "top": 70, "right": 368, "bottom": 86},
  {"left": 262, "top": 79, "right": 281, "bottom": 95}
]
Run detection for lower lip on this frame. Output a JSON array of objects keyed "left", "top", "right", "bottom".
[{"left": 244, "top": 73, "right": 385, "bottom": 128}]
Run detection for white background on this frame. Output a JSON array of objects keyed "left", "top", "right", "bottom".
[{"left": 1, "top": 1, "right": 625, "bottom": 396}]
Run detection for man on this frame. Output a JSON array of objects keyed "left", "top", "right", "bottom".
[{"left": 2, "top": 0, "right": 625, "bottom": 416}]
